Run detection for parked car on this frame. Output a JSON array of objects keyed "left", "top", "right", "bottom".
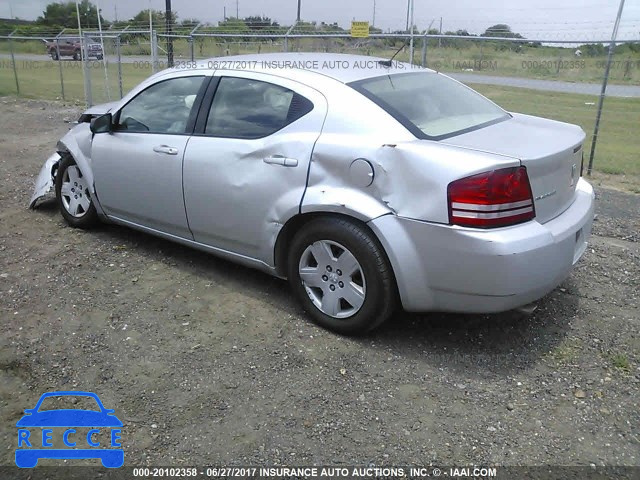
[
  {"left": 45, "top": 37, "right": 103, "bottom": 61},
  {"left": 30, "top": 53, "right": 595, "bottom": 334}
]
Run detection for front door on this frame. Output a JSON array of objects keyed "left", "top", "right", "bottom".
[{"left": 92, "top": 74, "right": 206, "bottom": 238}]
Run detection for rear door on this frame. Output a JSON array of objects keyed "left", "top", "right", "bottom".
[{"left": 183, "top": 71, "right": 327, "bottom": 264}]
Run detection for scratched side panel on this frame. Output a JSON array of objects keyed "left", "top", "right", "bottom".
[{"left": 304, "top": 82, "right": 520, "bottom": 224}]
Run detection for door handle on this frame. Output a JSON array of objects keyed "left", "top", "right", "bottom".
[
  {"left": 263, "top": 155, "right": 298, "bottom": 167},
  {"left": 153, "top": 145, "right": 179, "bottom": 155}
]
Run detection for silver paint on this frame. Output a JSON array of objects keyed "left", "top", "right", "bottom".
[{"left": 30, "top": 53, "right": 596, "bottom": 315}]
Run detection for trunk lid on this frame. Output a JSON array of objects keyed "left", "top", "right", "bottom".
[{"left": 440, "top": 113, "right": 585, "bottom": 224}]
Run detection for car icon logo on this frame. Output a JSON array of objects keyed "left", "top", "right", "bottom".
[{"left": 15, "top": 391, "right": 124, "bottom": 468}]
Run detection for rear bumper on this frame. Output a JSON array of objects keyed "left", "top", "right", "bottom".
[{"left": 369, "top": 178, "right": 595, "bottom": 313}]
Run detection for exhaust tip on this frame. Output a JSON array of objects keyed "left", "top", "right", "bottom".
[{"left": 515, "top": 303, "right": 538, "bottom": 316}]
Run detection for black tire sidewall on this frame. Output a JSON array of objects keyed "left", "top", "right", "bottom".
[
  {"left": 288, "top": 218, "right": 396, "bottom": 335},
  {"left": 55, "top": 156, "right": 98, "bottom": 229}
]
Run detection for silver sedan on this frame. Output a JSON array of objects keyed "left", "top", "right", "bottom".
[{"left": 31, "top": 53, "right": 595, "bottom": 334}]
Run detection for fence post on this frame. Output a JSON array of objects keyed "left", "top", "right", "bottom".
[
  {"left": 8, "top": 31, "right": 19, "bottom": 95},
  {"left": 408, "top": 0, "right": 415, "bottom": 65},
  {"left": 82, "top": 32, "right": 92, "bottom": 106},
  {"left": 284, "top": 23, "right": 297, "bottom": 53},
  {"left": 55, "top": 37, "right": 65, "bottom": 101},
  {"left": 116, "top": 35, "right": 123, "bottom": 99},
  {"left": 587, "top": 0, "right": 626, "bottom": 176},
  {"left": 189, "top": 23, "right": 200, "bottom": 62},
  {"left": 421, "top": 33, "right": 427, "bottom": 67},
  {"left": 151, "top": 30, "right": 159, "bottom": 73}
]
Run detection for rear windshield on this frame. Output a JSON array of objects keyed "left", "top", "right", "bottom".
[{"left": 349, "top": 72, "right": 510, "bottom": 140}]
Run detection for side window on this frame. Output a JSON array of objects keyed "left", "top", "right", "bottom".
[
  {"left": 117, "top": 76, "right": 204, "bottom": 134},
  {"left": 205, "top": 77, "right": 313, "bottom": 139}
]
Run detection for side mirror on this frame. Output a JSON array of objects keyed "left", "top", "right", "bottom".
[{"left": 90, "top": 113, "right": 113, "bottom": 134}]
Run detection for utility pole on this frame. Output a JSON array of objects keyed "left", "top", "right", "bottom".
[
  {"left": 372, "top": 0, "right": 376, "bottom": 28},
  {"left": 165, "top": 0, "right": 173, "bottom": 67},
  {"left": 297, "top": 0, "right": 302, "bottom": 22},
  {"left": 405, "top": 0, "right": 410, "bottom": 31},
  {"left": 236, "top": 0, "right": 239, "bottom": 19},
  {"left": 439, "top": 17, "right": 442, "bottom": 48}
]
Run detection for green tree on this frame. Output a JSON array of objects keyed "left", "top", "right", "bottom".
[
  {"left": 37, "top": 1, "right": 105, "bottom": 28},
  {"left": 243, "top": 16, "right": 280, "bottom": 31},
  {"left": 130, "top": 9, "right": 177, "bottom": 27},
  {"left": 213, "top": 17, "right": 249, "bottom": 34},
  {"left": 483, "top": 24, "right": 523, "bottom": 39}
]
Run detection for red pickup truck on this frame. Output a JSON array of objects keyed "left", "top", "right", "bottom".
[{"left": 45, "top": 37, "right": 103, "bottom": 61}]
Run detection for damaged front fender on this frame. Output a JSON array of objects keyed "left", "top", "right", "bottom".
[
  {"left": 30, "top": 123, "right": 97, "bottom": 211},
  {"left": 29, "top": 152, "right": 61, "bottom": 209}
]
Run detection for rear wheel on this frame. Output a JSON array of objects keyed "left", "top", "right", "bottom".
[
  {"left": 73, "top": 50, "right": 80, "bottom": 61},
  {"left": 288, "top": 217, "right": 396, "bottom": 335},
  {"left": 50, "top": 50, "right": 59, "bottom": 60},
  {"left": 55, "top": 155, "right": 98, "bottom": 229}
]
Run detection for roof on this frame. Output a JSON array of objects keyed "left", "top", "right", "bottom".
[{"left": 194, "top": 52, "right": 433, "bottom": 84}]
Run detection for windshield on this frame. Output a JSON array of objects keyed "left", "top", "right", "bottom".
[{"left": 350, "top": 72, "right": 510, "bottom": 140}]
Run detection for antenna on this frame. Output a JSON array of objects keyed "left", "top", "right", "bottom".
[{"left": 378, "top": 41, "right": 409, "bottom": 68}]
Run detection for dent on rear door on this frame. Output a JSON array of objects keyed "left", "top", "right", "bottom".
[{"left": 182, "top": 74, "right": 329, "bottom": 266}]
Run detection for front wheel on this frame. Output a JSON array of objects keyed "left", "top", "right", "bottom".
[
  {"left": 73, "top": 50, "right": 80, "bottom": 61},
  {"left": 50, "top": 50, "right": 59, "bottom": 60},
  {"left": 55, "top": 156, "right": 98, "bottom": 229},
  {"left": 288, "top": 217, "right": 396, "bottom": 335}
]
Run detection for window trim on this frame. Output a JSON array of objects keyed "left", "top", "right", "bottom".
[
  {"left": 193, "top": 75, "right": 315, "bottom": 140},
  {"left": 348, "top": 72, "right": 511, "bottom": 141},
  {"left": 112, "top": 75, "right": 211, "bottom": 136}
]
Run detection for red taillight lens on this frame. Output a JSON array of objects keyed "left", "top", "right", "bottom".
[{"left": 447, "top": 166, "right": 536, "bottom": 228}]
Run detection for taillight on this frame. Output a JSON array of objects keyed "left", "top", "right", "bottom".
[{"left": 447, "top": 166, "right": 535, "bottom": 228}]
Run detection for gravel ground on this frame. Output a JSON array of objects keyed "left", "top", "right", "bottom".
[{"left": 0, "top": 98, "right": 638, "bottom": 472}]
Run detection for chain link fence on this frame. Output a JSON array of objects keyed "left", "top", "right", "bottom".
[{"left": 0, "top": 26, "right": 638, "bottom": 178}]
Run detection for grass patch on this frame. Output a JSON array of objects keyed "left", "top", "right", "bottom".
[
  {"left": 471, "top": 84, "right": 640, "bottom": 177},
  {"left": 547, "top": 339, "right": 581, "bottom": 365},
  {"left": 0, "top": 59, "right": 638, "bottom": 180},
  {"left": 609, "top": 353, "right": 631, "bottom": 371},
  {"left": 0, "top": 59, "right": 151, "bottom": 104}
]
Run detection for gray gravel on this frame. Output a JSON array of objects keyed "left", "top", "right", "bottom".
[{"left": 0, "top": 98, "right": 638, "bottom": 471}]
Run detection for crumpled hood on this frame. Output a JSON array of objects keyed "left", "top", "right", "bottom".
[{"left": 83, "top": 101, "right": 119, "bottom": 117}]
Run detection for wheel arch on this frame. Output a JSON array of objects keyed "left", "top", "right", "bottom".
[
  {"left": 273, "top": 211, "right": 397, "bottom": 285},
  {"left": 56, "top": 129, "right": 107, "bottom": 217}
]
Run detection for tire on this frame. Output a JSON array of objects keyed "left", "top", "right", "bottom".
[
  {"left": 96, "top": 54, "right": 103, "bottom": 60},
  {"left": 73, "top": 50, "right": 80, "bottom": 61},
  {"left": 50, "top": 50, "right": 59, "bottom": 60},
  {"left": 288, "top": 217, "right": 396, "bottom": 335},
  {"left": 55, "top": 155, "right": 98, "bottom": 229}
]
